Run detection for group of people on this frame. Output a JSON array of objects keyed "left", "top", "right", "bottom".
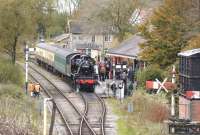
[
  {"left": 95, "top": 58, "right": 134, "bottom": 83},
  {"left": 97, "top": 59, "right": 112, "bottom": 81},
  {"left": 94, "top": 58, "right": 135, "bottom": 96}
]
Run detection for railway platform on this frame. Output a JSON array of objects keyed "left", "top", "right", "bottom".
[{"left": 95, "top": 79, "right": 128, "bottom": 99}]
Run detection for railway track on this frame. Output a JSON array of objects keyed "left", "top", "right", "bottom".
[
  {"left": 28, "top": 73, "right": 73, "bottom": 135},
  {"left": 28, "top": 64, "right": 96, "bottom": 135},
  {"left": 28, "top": 63, "right": 107, "bottom": 135},
  {"left": 80, "top": 93, "right": 106, "bottom": 135}
]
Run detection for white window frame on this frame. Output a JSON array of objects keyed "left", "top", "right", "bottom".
[
  {"left": 92, "top": 35, "right": 95, "bottom": 42},
  {"left": 104, "top": 35, "right": 111, "bottom": 42}
]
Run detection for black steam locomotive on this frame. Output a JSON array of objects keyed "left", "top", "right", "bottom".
[{"left": 35, "top": 43, "right": 97, "bottom": 92}]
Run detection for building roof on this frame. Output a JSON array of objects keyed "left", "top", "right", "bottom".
[
  {"left": 75, "top": 43, "right": 100, "bottom": 50},
  {"left": 106, "top": 35, "right": 146, "bottom": 59},
  {"left": 53, "top": 33, "right": 70, "bottom": 43},
  {"left": 69, "top": 21, "right": 117, "bottom": 35},
  {"left": 178, "top": 48, "right": 200, "bottom": 57}
]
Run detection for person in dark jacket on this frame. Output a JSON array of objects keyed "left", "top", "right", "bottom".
[
  {"left": 121, "top": 70, "right": 128, "bottom": 95},
  {"left": 128, "top": 67, "right": 134, "bottom": 82}
]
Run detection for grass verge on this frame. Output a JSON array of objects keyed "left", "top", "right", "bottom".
[
  {"left": 108, "top": 90, "right": 170, "bottom": 135},
  {"left": 0, "top": 84, "right": 43, "bottom": 135}
]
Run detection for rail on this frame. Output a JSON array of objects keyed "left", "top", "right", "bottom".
[{"left": 28, "top": 64, "right": 96, "bottom": 135}]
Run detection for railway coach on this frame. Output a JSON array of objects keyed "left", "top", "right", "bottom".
[{"left": 35, "top": 43, "right": 97, "bottom": 92}]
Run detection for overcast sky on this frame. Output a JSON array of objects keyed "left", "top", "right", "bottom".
[{"left": 56, "top": 0, "right": 75, "bottom": 13}]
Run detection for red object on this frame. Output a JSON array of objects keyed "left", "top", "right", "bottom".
[
  {"left": 185, "top": 91, "right": 200, "bottom": 99},
  {"left": 146, "top": 80, "right": 176, "bottom": 90},
  {"left": 77, "top": 79, "right": 95, "bottom": 85},
  {"left": 146, "top": 81, "right": 154, "bottom": 90}
]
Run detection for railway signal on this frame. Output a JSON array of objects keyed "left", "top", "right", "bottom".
[
  {"left": 146, "top": 79, "right": 176, "bottom": 94},
  {"left": 24, "top": 44, "right": 35, "bottom": 94},
  {"left": 156, "top": 78, "right": 168, "bottom": 94},
  {"left": 25, "top": 44, "right": 29, "bottom": 94}
]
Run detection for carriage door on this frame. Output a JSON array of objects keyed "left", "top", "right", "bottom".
[{"left": 66, "top": 56, "right": 71, "bottom": 76}]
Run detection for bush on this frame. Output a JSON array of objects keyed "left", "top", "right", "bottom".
[
  {"left": 0, "top": 59, "right": 24, "bottom": 85},
  {"left": 136, "top": 65, "right": 164, "bottom": 87}
]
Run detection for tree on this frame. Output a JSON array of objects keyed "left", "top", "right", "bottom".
[
  {"left": 0, "top": 0, "right": 53, "bottom": 64},
  {"left": 96, "top": 0, "right": 139, "bottom": 41},
  {"left": 74, "top": 0, "right": 141, "bottom": 41},
  {"left": 183, "top": 34, "right": 200, "bottom": 50},
  {"left": 139, "top": 0, "right": 189, "bottom": 68}
]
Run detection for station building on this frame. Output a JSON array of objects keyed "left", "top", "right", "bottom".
[{"left": 106, "top": 34, "right": 146, "bottom": 72}]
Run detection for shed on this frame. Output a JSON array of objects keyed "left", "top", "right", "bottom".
[{"left": 178, "top": 48, "right": 200, "bottom": 91}]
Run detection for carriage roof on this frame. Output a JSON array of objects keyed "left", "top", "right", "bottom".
[{"left": 36, "top": 43, "right": 77, "bottom": 57}]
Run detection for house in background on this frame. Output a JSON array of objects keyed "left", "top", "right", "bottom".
[{"left": 67, "top": 21, "right": 116, "bottom": 60}]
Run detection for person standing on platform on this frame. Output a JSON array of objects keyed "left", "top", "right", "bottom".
[
  {"left": 121, "top": 70, "right": 128, "bottom": 96},
  {"left": 99, "top": 62, "right": 106, "bottom": 81},
  {"left": 128, "top": 66, "right": 134, "bottom": 82},
  {"left": 105, "top": 60, "right": 111, "bottom": 79},
  {"left": 94, "top": 62, "right": 99, "bottom": 80}
]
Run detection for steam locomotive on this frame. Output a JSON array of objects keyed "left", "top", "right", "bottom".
[{"left": 35, "top": 43, "right": 97, "bottom": 92}]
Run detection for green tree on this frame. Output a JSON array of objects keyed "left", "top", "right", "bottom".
[
  {"left": 183, "top": 34, "right": 200, "bottom": 50},
  {"left": 0, "top": 0, "right": 53, "bottom": 64},
  {"left": 139, "top": 0, "right": 188, "bottom": 68}
]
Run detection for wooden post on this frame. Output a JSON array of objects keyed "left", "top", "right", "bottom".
[
  {"left": 43, "top": 98, "right": 52, "bottom": 135},
  {"left": 49, "top": 102, "right": 56, "bottom": 135}
]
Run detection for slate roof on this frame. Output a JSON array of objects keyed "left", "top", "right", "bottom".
[
  {"left": 53, "top": 34, "right": 70, "bottom": 42},
  {"left": 178, "top": 48, "right": 200, "bottom": 57},
  {"left": 107, "top": 35, "right": 146, "bottom": 59},
  {"left": 69, "top": 21, "right": 117, "bottom": 34}
]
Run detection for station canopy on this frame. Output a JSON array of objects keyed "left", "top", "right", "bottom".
[{"left": 106, "top": 35, "right": 146, "bottom": 59}]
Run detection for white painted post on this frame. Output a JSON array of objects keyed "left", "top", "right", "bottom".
[
  {"left": 43, "top": 98, "right": 52, "bottom": 135},
  {"left": 171, "top": 65, "right": 176, "bottom": 116},
  {"left": 118, "top": 82, "right": 124, "bottom": 103},
  {"left": 113, "top": 64, "right": 115, "bottom": 80},
  {"left": 25, "top": 45, "right": 29, "bottom": 94}
]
